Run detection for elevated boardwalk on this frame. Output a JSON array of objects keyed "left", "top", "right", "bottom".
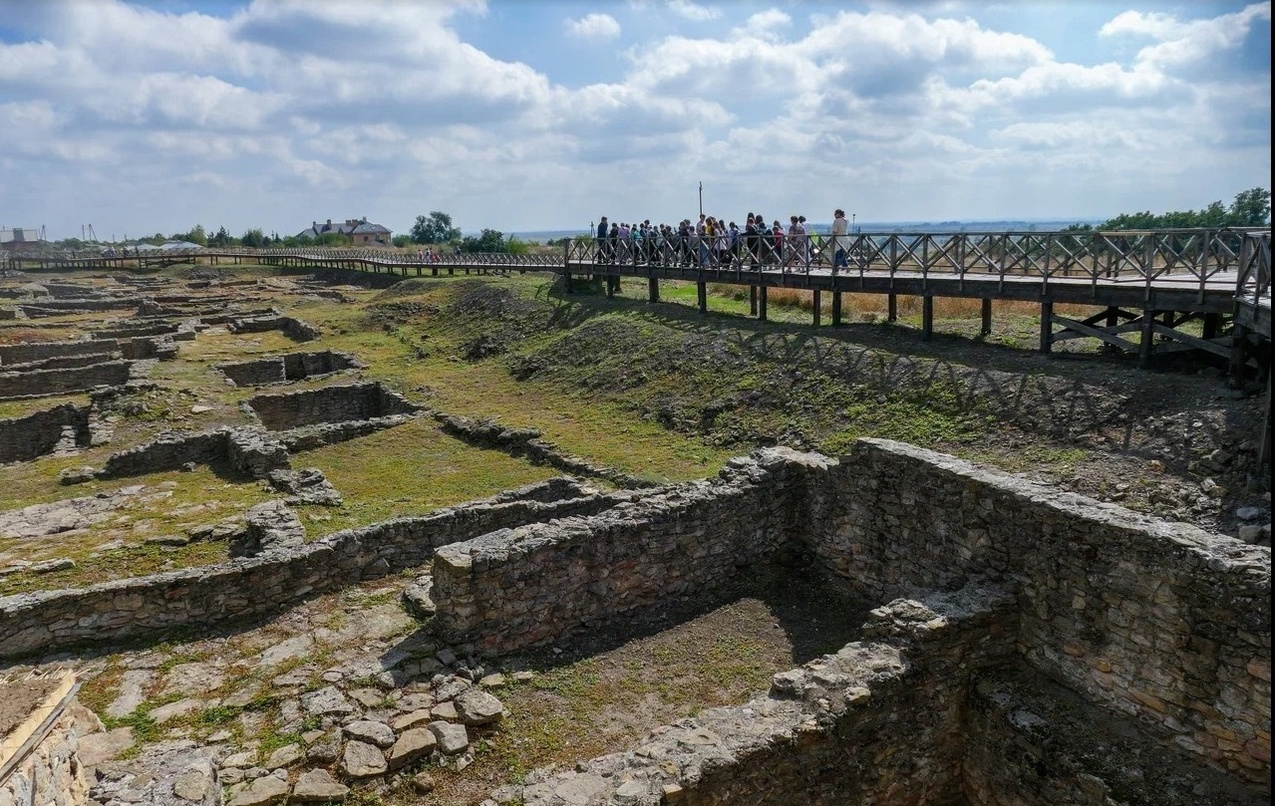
[{"left": 6, "top": 229, "right": 1270, "bottom": 468}]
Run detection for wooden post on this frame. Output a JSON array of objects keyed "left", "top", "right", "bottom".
[
  {"left": 606, "top": 275, "right": 616, "bottom": 299},
  {"left": 1229, "top": 324, "right": 1249, "bottom": 382},
  {"left": 697, "top": 281, "right": 707, "bottom": 313},
  {"left": 749, "top": 286, "right": 757, "bottom": 316},
  {"left": 812, "top": 290, "right": 821, "bottom": 326},
  {"left": 980, "top": 298, "right": 992, "bottom": 336},
  {"left": 1203, "top": 312, "right": 1220, "bottom": 340},
  {"left": 648, "top": 277, "right": 660, "bottom": 303},
  {"left": 1139, "top": 308, "right": 1156, "bottom": 369},
  {"left": 922, "top": 295, "right": 934, "bottom": 341},
  {"left": 831, "top": 291, "right": 842, "bottom": 326},
  {"left": 1259, "top": 371, "right": 1271, "bottom": 470},
  {"left": 758, "top": 287, "right": 768, "bottom": 321},
  {"left": 1040, "top": 301, "right": 1053, "bottom": 355},
  {"left": 887, "top": 293, "right": 898, "bottom": 322},
  {"left": 565, "top": 273, "right": 574, "bottom": 294}
]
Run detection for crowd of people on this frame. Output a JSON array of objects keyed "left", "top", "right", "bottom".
[{"left": 593, "top": 209, "right": 853, "bottom": 271}]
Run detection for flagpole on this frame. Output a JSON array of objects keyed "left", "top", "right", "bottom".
[{"left": 698, "top": 182, "right": 703, "bottom": 217}]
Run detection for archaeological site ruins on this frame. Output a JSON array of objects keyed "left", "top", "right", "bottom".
[{"left": 0, "top": 263, "right": 1268, "bottom": 806}]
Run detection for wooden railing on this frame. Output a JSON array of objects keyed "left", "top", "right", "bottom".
[
  {"left": 564, "top": 227, "right": 1268, "bottom": 297},
  {"left": 6, "top": 228, "right": 1271, "bottom": 302},
  {"left": 1235, "top": 230, "right": 1273, "bottom": 307}
]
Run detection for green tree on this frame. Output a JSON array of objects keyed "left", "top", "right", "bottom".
[
  {"left": 1197, "top": 201, "right": 1228, "bottom": 228},
  {"left": 1097, "top": 187, "right": 1271, "bottom": 230},
  {"left": 314, "top": 231, "right": 348, "bottom": 246},
  {"left": 1228, "top": 187, "right": 1271, "bottom": 225},
  {"left": 171, "top": 224, "right": 207, "bottom": 245},
  {"left": 392, "top": 234, "right": 412, "bottom": 248},
  {"left": 460, "top": 228, "right": 507, "bottom": 253},
  {"left": 241, "top": 228, "right": 265, "bottom": 248},
  {"left": 410, "top": 212, "right": 461, "bottom": 244}
]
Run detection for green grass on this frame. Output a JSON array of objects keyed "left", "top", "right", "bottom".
[
  {"left": 296, "top": 418, "right": 563, "bottom": 537},
  {"left": 1, "top": 263, "right": 1085, "bottom": 598}
]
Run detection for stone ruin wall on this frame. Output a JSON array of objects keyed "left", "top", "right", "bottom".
[
  {"left": 5, "top": 353, "right": 119, "bottom": 372},
  {"left": 228, "top": 314, "right": 320, "bottom": 342},
  {"left": 0, "top": 479, "right": 627, "bottom": 659},
  {"left": 246, "top": 382, "right": 421, "bottom": 431},
  {"left": 0, "top": 340, "right": 114, "bottom": 366},
  {"left": 825, "top": 439, "right": 1270, "bottom": 786},
  {"left": 502, "top": 589, "right": 1021, "bottom": 806},
  {"left": 90, "top": 426, "right": 292, "bottom": 482},
  {"left": 0, "top": 437, "right": 1267, "bottom": 801},
  {"left": 431, "top": 459, "right": 797, "bottom": 654},
  {"left": 0, "top": 361, "right": 132, "bottom": 400},
  {"left": 0, "top": 404, "right": 91, "bottom": 464},
  {"left": 429, "top": 439, "right": 1270, "bottom": 793},
  {"left": 217, "top": 350, "right": 365, "bottom": 387}
]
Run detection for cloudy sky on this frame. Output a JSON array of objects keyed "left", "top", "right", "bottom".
[{"left": 1, "top": 0, "right": 1270, "bottom": 242}]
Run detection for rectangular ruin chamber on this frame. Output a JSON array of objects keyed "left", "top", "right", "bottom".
[
  {"left": 245, "top": 381, "right": 421, "bottom": 431},
  {"left": 217, "top": 351, "right": 365, "bottom": 387}
]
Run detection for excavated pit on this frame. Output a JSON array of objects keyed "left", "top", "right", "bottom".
[
  {"left": 0, "top": 404, "right": 94, "bottom": 464},
  {"left": 245, "top": 381, "right": 422, "bottom": 432},
  {"left": 217, "top": 350, "right": 366, "bottom": 387}
]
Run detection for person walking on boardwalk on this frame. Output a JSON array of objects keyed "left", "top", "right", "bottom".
[
  {"left": 597, "top": 217, "right": 611, "bottom": 263},
  {"left": 831, "top": 208, "right": 849, "bottom": 271},
  {"left": 785, "top": 216, "right": 802, "bottom": 269}
]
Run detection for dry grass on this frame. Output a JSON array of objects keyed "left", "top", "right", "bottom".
[{"left": 709, "top": 283, "right": 1101, "bottom": 320}]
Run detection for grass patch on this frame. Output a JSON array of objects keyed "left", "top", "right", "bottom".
[{"left": 296, "top": 418, "right": 562, "bottom": 537}]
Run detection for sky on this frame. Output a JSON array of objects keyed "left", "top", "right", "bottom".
[{"left": 0, "top": 0, "right": 1270, "bottom": 242}]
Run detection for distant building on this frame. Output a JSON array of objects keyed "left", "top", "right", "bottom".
[
  {"left": 297, "top": 217, "right": 392, "bottom": 246},
  {"left": 0, "top": 227, "right": 46, "bottom": 251}
]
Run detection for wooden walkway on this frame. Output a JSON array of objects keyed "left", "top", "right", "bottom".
[
  {"left": 4, "top": 227, "right": 1270, "bottom": 468},
  {"left": 6, "top": 228, "right": 1270, "bottom": 361}
]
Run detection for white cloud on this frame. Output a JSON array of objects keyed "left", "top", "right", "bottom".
[
  {"left": 667, "top": 1, "right": 722, "bottom": 22},
  {"left": 1101, "top": 2, "right": 1272, "bottom": 70},
  {"left": 0, "top": 0, "right": 1267, "bottom": 238},
  {"left": 565, "top": 13, "right": 621, "bottom": 41}
]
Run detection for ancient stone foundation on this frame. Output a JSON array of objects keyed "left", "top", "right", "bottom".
[
  {"left": 0, "top": 336, "right": 174, "bottom": 366},
  {"left": 217, "top": 350, "right": 365, "bottom": 387},
  {"left": 88, "top": 426, "right": 291, "bottom": 481},
  {"left": 0, "top": 439, "right": 1267, "bottom": 803},
  {"left": 427, "top": 440, "right": 1269, "bottom": 796},
  {"left": 0, "top": 404, "right": 92, "bottom": 464},
  {"left": 0, "top": 340, "right": 113, "bottom": 367},
  {"left": 246, "top": 381, "right": 421, "bottom": 431},
  {"left": 228, "top": 313, "right": 320, "bottom": 342},
  {"left": 436, "top": 413, "right": 660, "bottom": 488},
  {"left": 0, "top": 361, "right": 133, "bottom": 400},
  {"left": 0, "top": 478, "right": 623, "bottom": 659}
]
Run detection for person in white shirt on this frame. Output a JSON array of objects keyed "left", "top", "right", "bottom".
[{"left": 831, "top": 209, "right": 849, "bottom": 271}]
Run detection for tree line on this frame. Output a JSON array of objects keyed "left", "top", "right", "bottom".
[{"left": 1063, "top": 187, "right": 1269, "bottom": 232}]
